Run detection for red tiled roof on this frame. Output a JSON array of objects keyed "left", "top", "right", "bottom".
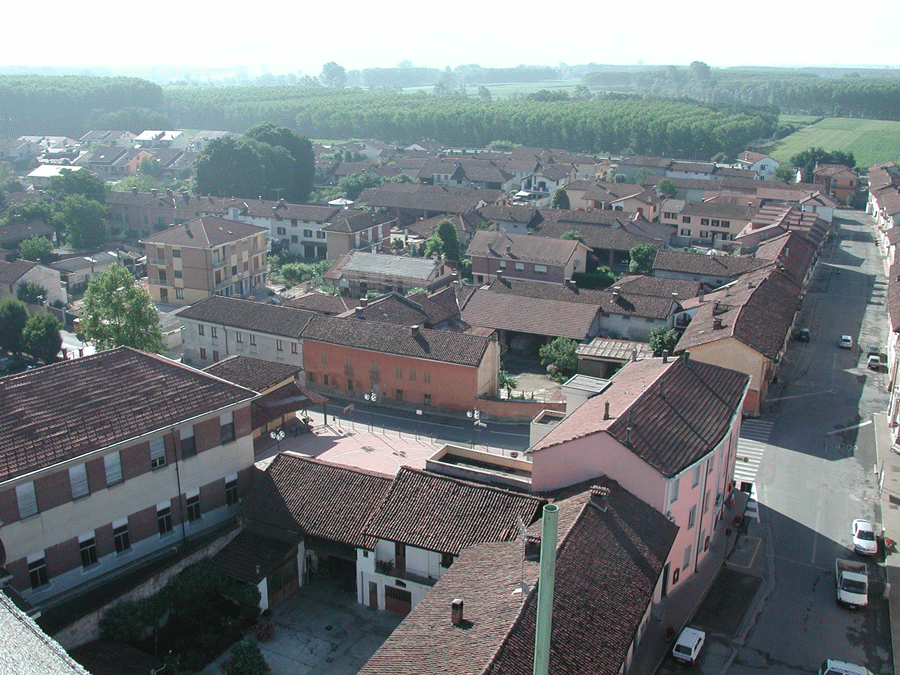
[
  {"left": 213, "top": 530, "right": 295, "bottom": 584},
  {"left": 179, "top": 295, "right": 314, "bottom": 338},
  {"left": 237, "top": 454, "right": 393, "bottom": 550},
  {"left": 532, "top": 357, "right": 748, "bottom": 477},
  {"left": 364, "top": 467, "right": 544, "bottom": 555},
  {"left": 204, "top": 355, "right": 300, "bottom": 393},
  {"left": 467, "top": 231, "right": 581, "bottom": 266},
  {"left": 282, "top": 291, "right": 361, "bottom": 315},
  {"left": 460, "top": 287, "right": 598, "bottom": 340},
  {"left": 0, "top": 347, "right": 256, "bottom": 482},
  {"left": 140, "top": 216, "right": 266, "bottom": 248}
]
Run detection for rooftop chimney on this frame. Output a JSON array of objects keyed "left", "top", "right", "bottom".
[
  {"left": 131, "top": 186, "right": 138, "bottom": 195},
  {"left": 603, "top": 401, "right": 610, "bottom": 420},
  {"left": 698, "top": 288, "right": 705, "bottom": 302},
  {"left": 506, "top": 245, "right": 512, "bottom": 255},
  {"left": 411, "top": 324, "right": 420, "bottom": 336},
  {"left": 631, "top": 348, "right": 637, "bottom": 362},
  {"left": 714, "top": 317, "right": 723, "bottom": 329},
  {"left": 684, "top": 352, "right": 691, "bottom": 366},
  {"left": 451, "top": 599, "right": 464, "bottom": 626},
  {"left": 360, "top": 298, "right": 368, "bottom": 308},
  {"left": 590, "top": 485, "right": 610, "bottom": 512}
]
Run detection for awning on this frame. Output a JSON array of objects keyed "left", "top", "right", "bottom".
[{"left": 251, "top": 382, "right": 329, "bottom": 429}]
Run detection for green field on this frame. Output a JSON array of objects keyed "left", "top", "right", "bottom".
[{"left": 767, "top": 117, "right": 900, "bottom": 169}]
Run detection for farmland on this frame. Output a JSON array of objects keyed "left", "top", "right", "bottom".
[{"left": 767, "top": 117, "right": 900, "bottom": 169}]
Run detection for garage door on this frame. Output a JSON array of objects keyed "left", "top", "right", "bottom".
[{"left": 385, "top": 585, "right": 412, "bottom": 616}]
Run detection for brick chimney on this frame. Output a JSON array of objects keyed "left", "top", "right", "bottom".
[
  {"left": 411, "top": 324, "right": 420, "bottom": 336},
  {"left": 590, "top": 485, "right": 610, "bottom": 512},
  {"left": 451, "top": 598, "right": 464, "bottom": 625}
]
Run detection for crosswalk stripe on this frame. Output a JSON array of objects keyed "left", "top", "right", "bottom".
[{"left": 736, "top": 422, "right": 770, "bottom": 522}]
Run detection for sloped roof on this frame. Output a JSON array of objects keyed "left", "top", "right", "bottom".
[
  {"left": 322, "top": 211, "right": 395, "bottom": 234},
  {"left": 677, "top": 265, "right": 799, "bottom": 359},
  {"left": 0, "top": 347, "right": 255, "bottom": 483},
  {"left": 237, "top": 454, "right": 393, "bottom": 550},
  {"left": 466, "top": 230, "right": 581, "bottom": 266},
  {"left": 460, "top": 287, "right": 598, "bottom": 340},
  {"left": 652, "top": 249, "right": 768, "bottom": 278},
  {"left": 300, "top": 314, "right": 491, "bottom": 367},
  {"left": 577, "top": 337, "right": 655, "bottom": 362},
  {"left": 361, "top": 478, "right": 677, "bottom": 675},
  {"left": 324, "top": 251, "right": 443, "bottom": 282},
  {"left": 363, "top": 467, "right": 544, "bottom": 555},
  {"left": 282, "top": 291, "right": 361, "bottom": 315},
  {"left": 140, "top": 216, "right": 266, "bottom": 248},
  {"left": 179, "top": 296, "right": 314, "bottom": 338},
  {"left": 888, "top": 261, "right": 900, "bottom": 332},
  {"left": 203, "top": 355, "right": 301, "bottom": 393},
  {"left": 532, "top": 356, "right": 748, "bottom": 477},
  {"left": 363, "top": 184, "right": 505, "bottom": 213},
  {"left": 341, "top": 292, "right": 433, "bottom": 326},
  {"left": 535, "top": 216, "right": 669, "bottom": 250},
  {"left": 0, "top": 259, "right": 37, "bottom": 285}
]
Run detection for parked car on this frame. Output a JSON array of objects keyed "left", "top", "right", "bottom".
[
  {"left": 797, "top": 328, "right": 810, "bottom": 342},
  {"left": 839, "top": 335, "right": 853, "bottom": 349},
  {"left": 819, "top": 659, "right": 875, "bottom": 675},
  {"left": 851, "top": 519, "right": 879, "bottom": 555},
  {"left": 867, "top": 355, "right": 882, "bottom": 371},
  {"left": 867, "top": 345, "right": 880, "bottom": 356},
  {"left": 672, "top": 626, "right": 706, "bottom": 664}
]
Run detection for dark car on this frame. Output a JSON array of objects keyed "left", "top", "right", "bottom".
[{"left": 797, "top": 328, "right": 810, "bottom": 342}]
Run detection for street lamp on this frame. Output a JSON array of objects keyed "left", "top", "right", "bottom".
[
  {"left": 269, "top": 427, "right": 286, "bottom": 453},
  {"left": 467, "top": 409, "right": 486, "bottom": 448},
  {"left": 364, "top": 390, "right": 378, "bottom": 432}
]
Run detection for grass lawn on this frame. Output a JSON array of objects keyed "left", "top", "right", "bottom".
[{"left": 766, "top": 117, "right": 900, "bottom": 169}]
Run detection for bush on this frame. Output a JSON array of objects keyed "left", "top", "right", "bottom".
[
  {"left": 572, "top": 269, "right": 616, "bottom": 289},
  {"left": 226, "top": 639, "right": 271, "bottom": 675},
  {"left": 254, "top": 619, "right": 275, "bottom": 642}
]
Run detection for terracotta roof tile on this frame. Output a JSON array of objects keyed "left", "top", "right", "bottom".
[
  {"left": 467, "top": 231, "right": 581, "bottom": 266},
  {"left": 204, "top": 355, "right": 300, "bottom": 393},
  {"left": 237, "top": 454, "right": 393, "bottom": 550},
  {"left": 179, "top": 295, "right": 314, "bottom": 338},
  {"left": 282, "top": 291, "right": 361, "bottom": 315},
  {"left": 652, "top": 249, "right": 768, "bottom": 279},
  {"left": 0, "top": 347, "right": 255, "bottom": 482},
  {"left": 364, "top": 467, "right": 544, "bottom": 555},
  {"left": 460, "top": 287, "right": 598, "bottom": 340},
  {"left": 140, "top": 216, "right": 266, "bottom": 248}
]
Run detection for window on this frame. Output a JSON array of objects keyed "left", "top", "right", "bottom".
[
  {"left": 722, "top": 220, "right": 730, "bottom": 228},
  {"left": 198, "top": 325, "right": 205, "bottom": 336},
  {"left": 320, "top": 352, "right": 328, "bottom": 366},
  {"left": 703, "top": 489, "right": 711, "bottom": 514},
  {"left": 69, "top": 464, "right": 89, "bottom": 499},
  {"left": 700, "top": 218, "right": 709, "bottom": 226},
  {"left": 291, "top": 342, "right": 298, "bottom": 354},
  {"left": 291, "top": 235, "right": 298, "bottom": 243},
  {"left": 159, "top": 288, "right": 168, "bottom": 302},
  {"left": 212, "top": 350, "right": 219, "bottom": 362},
  {"left": 114, "top": 520, "right": 131, "bottom": 553},
  {"left": 669, "top": 476, "right": 680, "bottom": 504},
  {"left": 307, "top": 372, "right": 316, "bottom": 383},
  {"left": 708, "top": 456, "right": 715, "bottom": 474},
  {"left": 498, "top": 261, "right": 506, "bottom": 268},
  {"left": 211, "top": 327, "right": 218, "bottom": 338},
  {"left": 396, "top": 366, "right": 402, "bottom": 380},
  {"left": 16, "top": 482, "right": 38, "bottom": 519},
  {"left": 157, "top": 270, "right": 167, "bottom": 283},
  {"left": 225, "top": 476, "right": 239, "bottom": 506},
  {"left": 344, "top": 357, "right": 353, "bottom": 376},
  {"left": 515, "top": 262, "right": 524, "bottom": 270},
  {"left": 231, "top": 265, "right": 238, "bottom": 276},
  {"left": 245, "top": 333, "right": 254, "bottom": 346},
  {"left": 175, "top": 289, "right": 184, "bottom": 299},
  {"left": 408, "top": 368, "right": 416, "bottom": 382},
  {"left": 303, "top": 229, "right": 313, "bottom": 238},
  {"left": 172, "top": 249, "right": 181, "bottom": 258},
  {"left": 692, "top": 465, "right": 701, "bottom": 487},
  {"left": 323, "top": 374, "right": 329, "bottom": 386},
  {"left": 173, "top": 270, "right": 182, "bottom": 279},
  {"left": 200, "top": 348, "right": 207, "bottom": 360},
  {"left": 220, "top": 412, "right": 235, "bottom": 445},
  {"left": 276, "top": 226, "right": 286, "bottom": 235},
  {"left": 370, "top": 362, "right": 380, "bottom": 381},
  {"left": 236, "top": 332, "right": 243, "bottom": 343},
  {"left": 186, "top": 493, "right": 201, "bottom": 522},
  {"left": 534, "top": 264, "right": 547, "bottom": 273},
  {"left": 664, "top": 212, "right": 676, "bottom": 220},
  {"left": 28, "top": 556, "right": 48, "bottom": 589},
  {"left": 441, "top": 553, "right": 454, "bottom": 568},
  {"left": 316, "top": 231, "right": 326, "bottom": 239},
  {"left": 424, "top": 371, "right": 431, "bottom": 383},
  {"left": 276, "top": 340, "right": 283, "bottom": 352},
  {"left": 688, "top": 505, "right": 696, "bottom": 529},
  {"left": 683, "top": 545, "right": 692, "bottom": 571},
  {"left": 699, "top": 231, "right": 709, "bottom": 238},
  {"left": 423, "top": 393, "right": 432, "bottom": 406},
  {"left": 680, "top": 228, "right": 691, "bottom": 236},
  {"left": 396, "top": 389, "right": 404, "bottom": 401},
  {"left": 180, "top": 426, "right": 196, "bottom": 458},
  {"left": 682, "top": 216, "right": 691, "bottom": 223},
  {"left": 79, "top": 535, "right": 98, "bottom": 568},
  {"left": 104, "top": 452, "right": 123, "bottom": 486},
  {"left": 711, "top": 219, "right": 720, "bottom": 228},
  {"left": 157, "top": 505, "right": 173, "bottom": 535}
]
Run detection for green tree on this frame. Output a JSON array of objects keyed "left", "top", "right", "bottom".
[
  {"left": 499, "top": 365, "right": 518, "bottom": 395},
  {"left": 46, "top": 168, "right": 108, "bottom": 203},
  {"left": 436, "top": 220, "right": 460, "bottom": 261},
  {"left": 689, "top": 61, "right": 711, "bottom": 81},
  {"left": 539, "top": 337, "right": 578, "bottom": 383},
  {"left": 17, "top": 235, "right": 54, "bottom": 263},
  {"left": 774, "top": 165, "right": 796, "bottom": 183},
  {"left": 138, "top": 156, "right": 163, "bottom": 179},
  {"left": 337, "top": 172, "right": 382, "bottom": 200},
  {"left": 3, "top": 198, "right": 53, "bottom": 227},
  {"left": 628, "top": 244, "right": 658, "bottom": 274},
  {"left": 0, "top": 298, "right": 29, "bottom": 354},
  {"left": 244, "top": 122, "right": 316, "bottom": 202},
  {"left": 81, "top": 265, "right": 164, "bottom": 353},
  {"left": 391, "top": 238, "right": 404, "bottom": 251},
  {"left": 550, "top": 188, "right": 570, "bottom": 209},
  {"left": 648, "top": 326, "right": 680, "bottom": 356},
  {"left": 194, "top": 136, "right": 266, "bottom": 200},
  {"left": 93, "top": 107, "right": 172, "bottom": 134},
  {"left": 22, "top": 312, "right": 62, "bottom": 363},
  {"left": 226, "top": 638, "right": 271, "bottom": 675},
  {"left": 657, "top": 178, "right": 677, "bottom": 197},
  {"left": 55, "top": 195, "right": 108, "bottom": 249},
  {"left": 17, "top": 281, "right": 47, "bottom": 305},
  {"left": 422, "top": 235, "right": 443, "bottom": 259},
  {"left": 560, "top": 230, "right": 585, "bottom": 243},
  {"left": 320, "top": 62, "right": 347, "bottom": 88}
]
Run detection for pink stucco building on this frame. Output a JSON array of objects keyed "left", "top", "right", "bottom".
[{"left": 528, "top": 355, "right": 749, "bottom": 596}]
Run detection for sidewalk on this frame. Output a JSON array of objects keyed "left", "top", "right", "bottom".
[
  {"left": 629, "top": 490, "right": 751, "bottom": 675},
  {"left": 873, "top": 412, "right": 900, "bottom": 671}
]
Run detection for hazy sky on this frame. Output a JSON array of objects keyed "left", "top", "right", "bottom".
[{"left": 5, "top": 0, "right": 900, "bottom": 77}]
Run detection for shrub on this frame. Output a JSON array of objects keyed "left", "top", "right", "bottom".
[
  {"left": 255, "top": 619, "right": 275, "bottom": 642},
  {"left": 226, "top": 639, "right": 271, "bottom": 675}
]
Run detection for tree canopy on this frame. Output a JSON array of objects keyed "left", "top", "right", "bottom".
[
  {"left": 648, "top": 326, "right": 680, "bottom": 356},
  {"left": 17, "top": 235, "right": 54, "bottom": 264},
  {"left": 628, "top": 244, "right": 658, "bottom": 274},
  {"left": 0, "top": 299, "right": 29, "bottom": 353},
  {"left": 56, "top": 195, "right": 108, "bottom": 249},
  {"left": 81, "top": 265, "right": 164, "bottom": 353},
  {"left": 320, "top": 62, "right": 347, "bottom": 88},
  {"left": 789, "top": 147, "right": 857, "bottom": 182},
  {"left": 550, "top": 188, "right": 570, "bottom": 209},
  {"left": 46, "top": 168, "right": 109, "bottom": 203},
  {"left": 539, "top": 337, "right": 578, "bottom": 383},
  {"left": 23, "top": 313, "right": 62, "bottom": 363},
  {"left": 435, "top": 220, "right": 461, "bottom": 262},
  {"left": 657, "top": 179, "right": 677, "bottom": 197}
]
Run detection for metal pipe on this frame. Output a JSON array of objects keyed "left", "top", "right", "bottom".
[{"left": 533, "top": 503, "right": 559, "bottom": 675}]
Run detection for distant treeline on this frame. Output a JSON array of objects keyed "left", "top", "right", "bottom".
[
  {"left": 582, "top": 66, "right": 900, "bottom": 119},
  {"left": 0, "top": 75, "right": 163, "bottom": 137},
  {"left": 358, "top": 65, "right": 559, "bottom": 88},
  {"left": 168, "top": 88, "right": 778, "bottom": 157}
]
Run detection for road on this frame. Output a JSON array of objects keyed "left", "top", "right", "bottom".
[{"left": 729, "top": 211, "right": 893, "bottom": 675}]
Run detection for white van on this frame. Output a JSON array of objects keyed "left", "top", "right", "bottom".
[
  {"left": 672, "top": 627, "right": 706, "bottom": 664},
  {"left": 819, "top": 659, "right": 875, "bottom": 675}
]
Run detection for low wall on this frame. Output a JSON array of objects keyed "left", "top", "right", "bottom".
[
  {"left": 478, "top": 397, "right": 565, "bottom": 423},
  {"left": 52, "top": 528, "right": 241, "bottom": 650}
]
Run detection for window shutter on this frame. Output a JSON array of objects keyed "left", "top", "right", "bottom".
[
  {"left": 104, "top": 452, "right": 123, "bottom": 485},
  {"left": 15, "top": 482, "right": 37, "bottom": 519},
  {"left": 69, "top": 464, "right": 89, "bottom": 499}
]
